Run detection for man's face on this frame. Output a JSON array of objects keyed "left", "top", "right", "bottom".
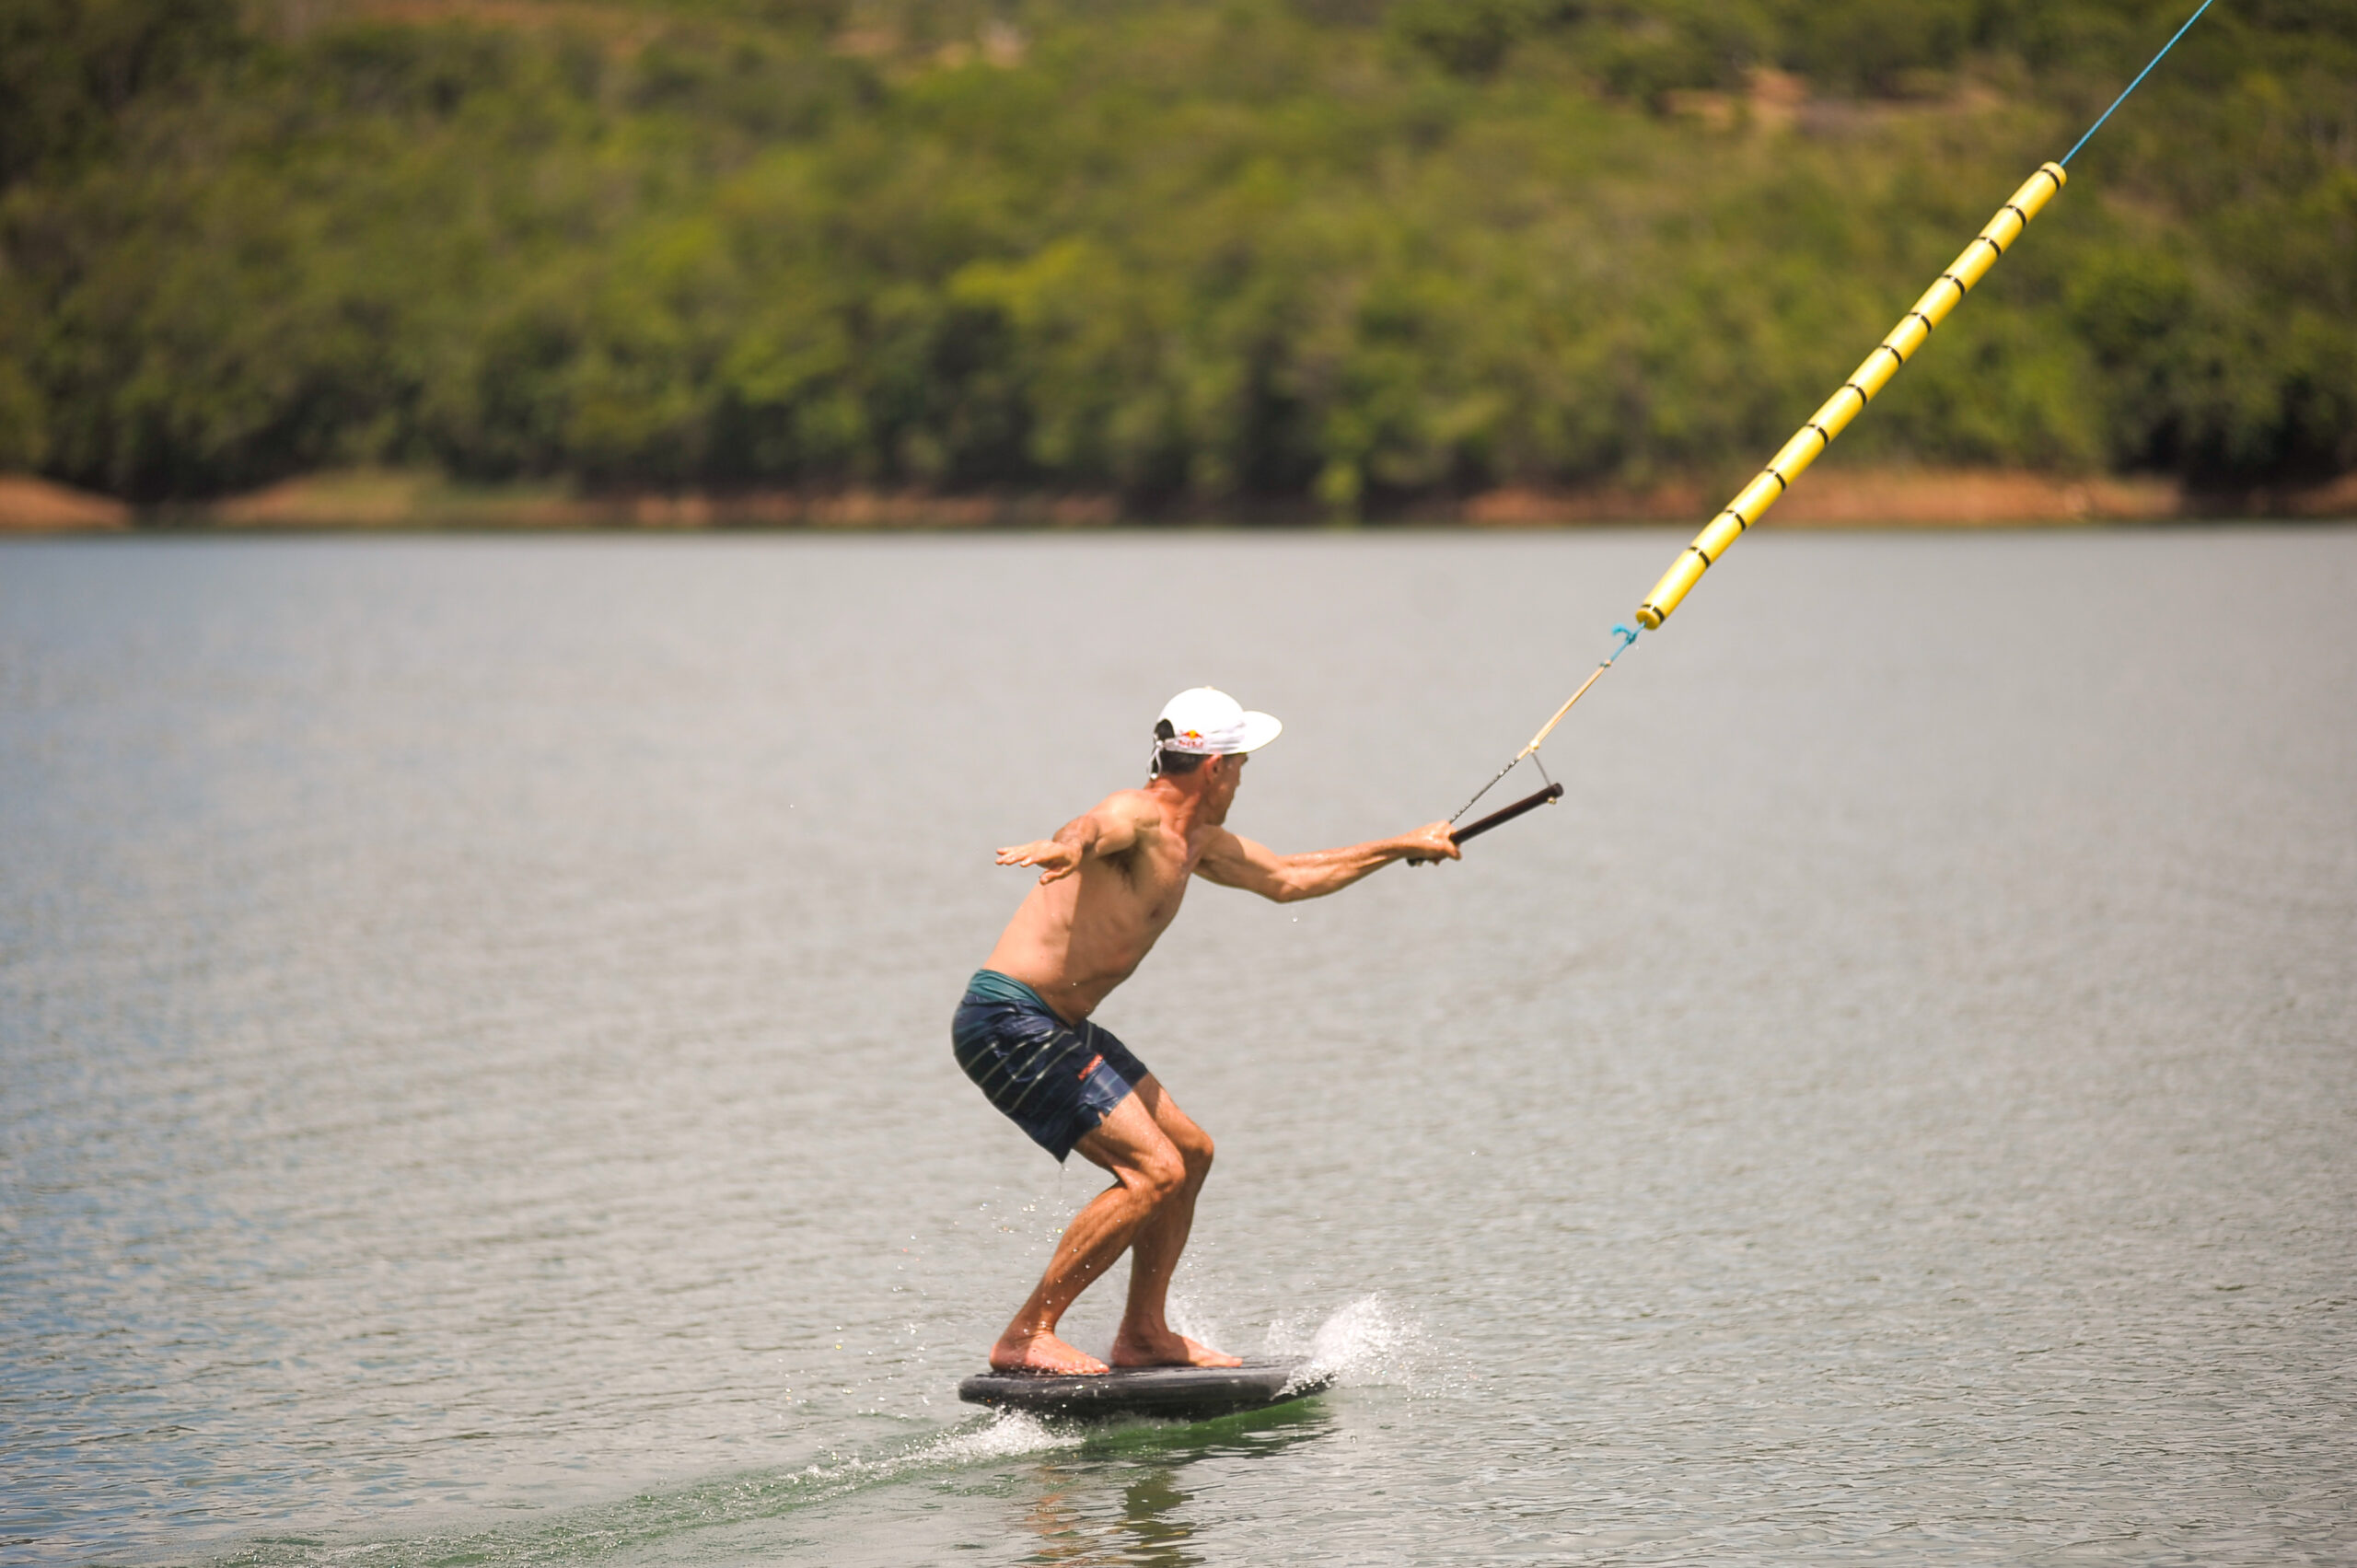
[{"left": 1203, "top": 750, "right": 1248, "bottom": 821}]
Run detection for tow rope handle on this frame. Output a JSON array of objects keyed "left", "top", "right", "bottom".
[
  {"left": 1453, "top": 782, "right": 1564, "bottom": 843},
  {"left": 1410, "top": 780, "right": 1564, "bottom": 864}
]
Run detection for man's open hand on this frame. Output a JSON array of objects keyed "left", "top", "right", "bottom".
[
  {"left": 997, "top": 840, "right": 1081, "bottom": 883},
  {"left": 1399, "top": 820, "right": 1462, "bottom": 865}
]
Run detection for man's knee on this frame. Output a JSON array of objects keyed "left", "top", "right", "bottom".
[
  {"left": 1144, "top": 1097, "right": 1214, "bottom": 1182},
  {"left": 1126, "top": 1141, "right": 1188, "bottom": 1205}
]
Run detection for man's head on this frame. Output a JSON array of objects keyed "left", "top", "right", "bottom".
[{"left": 1147, "top": 688, "right": 1281, "bottom": 819}]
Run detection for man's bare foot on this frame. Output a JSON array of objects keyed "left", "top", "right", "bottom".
[
  {"left": 990, "top": 1330, "right": 1109, "bottom": 1376},
  {"left": 1108, "top": 1330, "right": 1243, "bottom": 1369}
]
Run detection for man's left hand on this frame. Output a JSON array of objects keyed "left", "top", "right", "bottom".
[{"left": 997, "top": 839, "right": 1081, "bottom": 882}]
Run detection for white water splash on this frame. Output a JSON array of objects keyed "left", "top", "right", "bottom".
[
  {"left": 921, "top": 1409, "right": 1082, "bottom": 1464},
  {"left": 1260, "top": 1294, "right": 1436, "bottom": 1391},
  {"left": 802, "top": 1407, "right": 1079, "bottom": 1492}
]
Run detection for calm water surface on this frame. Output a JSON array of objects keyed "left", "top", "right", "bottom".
[{"left": 2, "top": 529, "right": 2351, "bottom": 1566}]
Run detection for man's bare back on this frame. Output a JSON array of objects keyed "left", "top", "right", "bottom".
[
  {"left": 987, "top": 784, "right": 1215, "bottom": 1022},
  {"left": 954, "top": 689, "right": 1458, "bottom": 1376}
]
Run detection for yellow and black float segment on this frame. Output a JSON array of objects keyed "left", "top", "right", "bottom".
[{"left": 1634, "top": 160, "right": 2067, "bottom": 630}]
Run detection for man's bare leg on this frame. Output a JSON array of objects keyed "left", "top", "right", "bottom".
[
  {"left": 989, "top": 1092, "right": 1186, "bottom": 1374},
  {"left": 1110, "top": 1077, "right": 1241, "bottom": 1369}
]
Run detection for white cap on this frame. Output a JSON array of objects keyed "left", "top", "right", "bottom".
[{"left": 1155, "top": 687, "right": 1283, "bottom": 756}]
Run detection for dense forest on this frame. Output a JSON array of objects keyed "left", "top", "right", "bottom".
[{"left": 1, "top": 0, "right": 2351, "bottom": 513}]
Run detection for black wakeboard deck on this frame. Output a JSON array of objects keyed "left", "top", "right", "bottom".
[{"left": 958, "top": 1358, "right": 1329, "bottom": 1422}]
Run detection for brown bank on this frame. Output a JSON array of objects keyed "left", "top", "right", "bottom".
[
  {"left": 3, "top": 468, "right": 2353, "bottom": 534},
  {"left": 0, "top": 476, "right": 131, "bottom": 533}
]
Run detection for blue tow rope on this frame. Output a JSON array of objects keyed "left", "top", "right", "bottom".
[
  {"left": 2062, "top": 0, "right": 2220, "bottom": 167},
  {"left": 1447, "top": 1, "right": 2222, "bottom": 838}
]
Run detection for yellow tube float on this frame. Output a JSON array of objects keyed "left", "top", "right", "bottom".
[{"left": 1634, "top": 161, "right": 2068, "bottom": 630}]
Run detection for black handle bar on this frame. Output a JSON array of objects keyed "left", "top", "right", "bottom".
[
  {"left": 1411, "top": 781, "right": 1563, "bottom": 864},
  {"left": 1453, "top": 780, "right": 1563, "bottom": 843}
]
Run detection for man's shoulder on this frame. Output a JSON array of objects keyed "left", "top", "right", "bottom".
[
  {"left": 1094, "top": 787, "right": 1166, "bottom": 825},
  {"left": 1084, "top": 788, "right": 1177, "bottom": 856}
]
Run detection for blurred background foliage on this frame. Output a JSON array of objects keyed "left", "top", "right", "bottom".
[{"left": 0, "top": 0, "right": 2351, "bottom": 508}]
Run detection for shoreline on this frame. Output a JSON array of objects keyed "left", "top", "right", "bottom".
[{"left": 3, "top": 468, "right": 2352, "bottom": 535}]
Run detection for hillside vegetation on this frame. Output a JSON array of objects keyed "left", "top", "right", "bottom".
[{"left": 2, "top": 0, "right": 2351, "bottom": 513}]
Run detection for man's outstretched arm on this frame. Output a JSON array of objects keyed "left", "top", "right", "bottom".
[
  {"left": 995, "top": 794, "right": 1155, "bottom": 884},
  {"left": 1193, "top": 821, "right": 1458, "bottom": 903}
]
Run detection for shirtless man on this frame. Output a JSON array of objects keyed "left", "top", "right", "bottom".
[{"left": 952, "top": 687, "right": 1459, "bottom": 1375}]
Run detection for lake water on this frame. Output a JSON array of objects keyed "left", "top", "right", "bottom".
[{"left": 2, "top": 528, "right": 2351, "bottom": 1567}]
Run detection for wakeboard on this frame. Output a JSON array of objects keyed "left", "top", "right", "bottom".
[{"left": 958, "top": 1357, "right": 1329, "bottom": 1421}]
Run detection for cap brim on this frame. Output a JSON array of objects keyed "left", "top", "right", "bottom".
[{"left": 1226, "top": 712, "right": 1283, "bottom": 752}]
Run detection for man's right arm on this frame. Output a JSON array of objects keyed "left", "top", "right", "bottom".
[
  {"left": 1192, "top": 820, "right": 1458, "bottom": 901},
  {"left": 995, "top": 795, "right": 1150, "bottom": 884}
]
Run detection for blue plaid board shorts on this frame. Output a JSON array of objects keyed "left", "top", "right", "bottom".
[{"left": 951, "top": 970, "right": 1152, "bottom": 1161}]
